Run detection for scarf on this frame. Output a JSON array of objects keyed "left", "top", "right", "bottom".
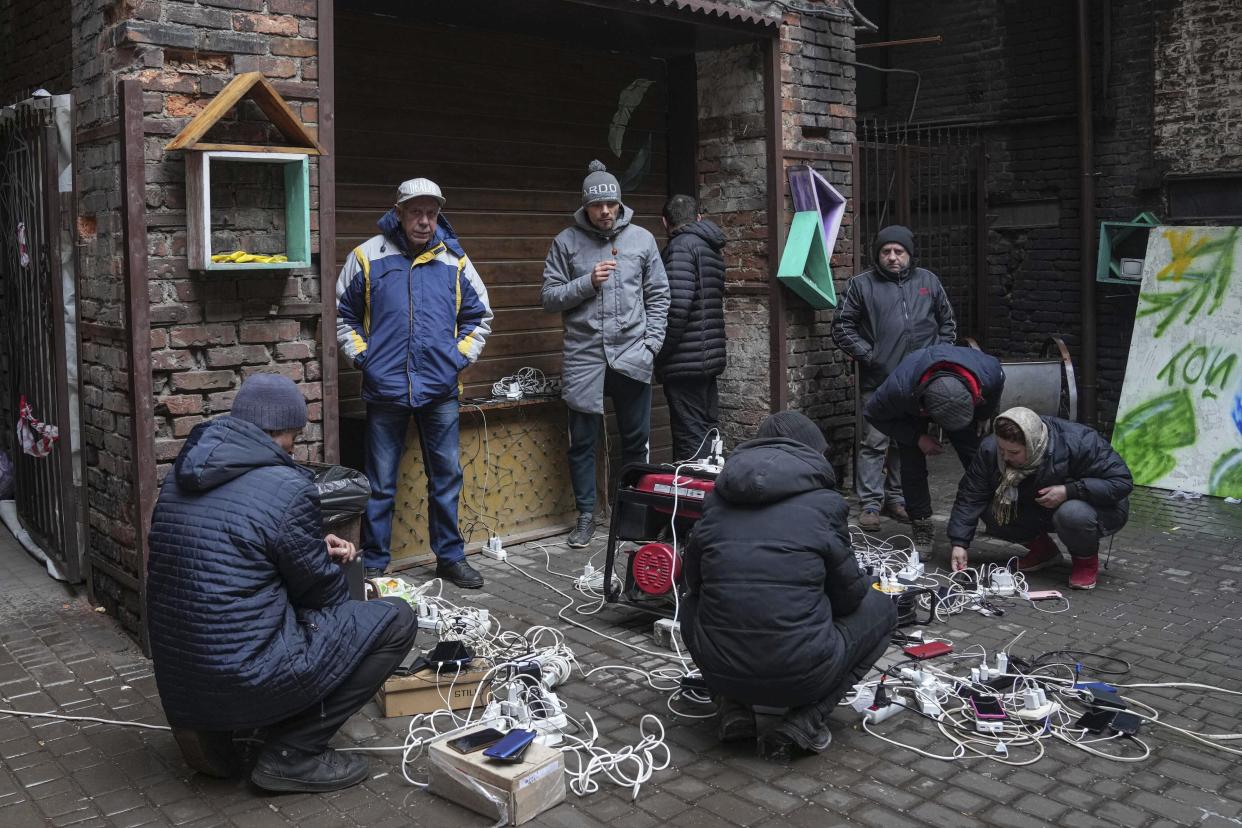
[{"left": 990, "top": 407, "right": 1050, "bottom": 525}]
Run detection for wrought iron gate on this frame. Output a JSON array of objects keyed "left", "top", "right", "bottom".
[
  {"left": 0, "top": 98, "right": 83, "bottom": 581},
  {"left": 856, "top": 119, "right": 986, "bottom": 338}
]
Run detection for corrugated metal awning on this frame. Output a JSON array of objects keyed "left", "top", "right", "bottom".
[{"left": 630, "top": 0, "right": 781, "bottom": 30}]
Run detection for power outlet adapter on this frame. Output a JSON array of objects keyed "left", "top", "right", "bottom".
[{"left": 863, "top": 699, "right": 903, "bottom": 724}]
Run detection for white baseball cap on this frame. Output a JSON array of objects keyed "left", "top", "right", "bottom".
[{"left": 396, "top": 177, "right": 445, "bottom": 206}]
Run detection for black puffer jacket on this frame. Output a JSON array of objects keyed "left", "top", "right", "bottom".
[
  {"left": 947, "top": 416, "right": 1134, "bottom": 547},
  {"left": 681, "top": 437, "right": 869, "bottom": 708},
  {"left": 147, "top": 416, "right": 398, "bottom": 730},
  {"left": 656, "top": 219, "right": 726, "bottom": 381}
]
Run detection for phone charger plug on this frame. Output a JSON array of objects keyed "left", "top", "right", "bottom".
[
  {"left": 975, "top": 719, "right": 1005, "bottom": 734},
  {"left": 864, "top": 701, "right": 903, "bottom": 725},
  {"left": 534, "top": 730, "right": 564, "bottom": 748},
  {"left": 417, "top": 615, "right": 440, "bottom": 631},
  {"left": 482, "top": 536, "right": 507, "bottom": 560},
  {"left": 917, "top": 692, "right": 943, "bottom": 718}
]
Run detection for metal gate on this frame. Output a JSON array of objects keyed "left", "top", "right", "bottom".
[
  {"left": 856, "top": 119, "right": 987, "bottom": 339},
  {"left": 0, "top": 97, "right": 83, "bottom": 581}
]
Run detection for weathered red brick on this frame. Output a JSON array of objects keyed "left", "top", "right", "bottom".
[
  {"left": 240, "top": 320, "right": 299, "bottom": 343},
  {"left": 150, "top": 350, "right": 195, "bottom": 371},
  {"left": 232, "top": 12, "right": 299, "bottom": 36},
  {"left": 155, "top": 439, "right": 186, "bottom": 462},
  {"left": 173, "top": 416, "right": 205, "bottom": 438},
  {"left": 169, "top": 324, "right": 236, "bottom": 347},
  {"left": 270, "top": 37, "right": 316, "bottom": 57},
  {"left": 206, "top": 345, "right": 271, "bottom": 367},
  {"left": 242, "top": 362, "right": 304, "bottom": 382},
  {"left": 275, "top": 341, "right": 312, "bottom": 360},
  {"left": 171, "top": 370, "right": 235, "bottom": 391},
  {"left": 158, "top": 395, "right": 203, "bottom": 416}
]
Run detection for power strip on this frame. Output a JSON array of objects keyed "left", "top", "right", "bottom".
[{"left": 481, "top": 535, "right": 507, "bottom": 561}]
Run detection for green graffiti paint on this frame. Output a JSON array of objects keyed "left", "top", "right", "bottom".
[
  {"left": 1112, "top": 389, "right": 1198, "bottom": 485},
  {"left": 1209, "top": 449, "right": 1242, "bottom": 499},
  {"left": 1137, "top": 227, "right": 1237, "bottom": 338}
]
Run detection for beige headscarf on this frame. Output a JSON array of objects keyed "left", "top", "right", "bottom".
[{"left": 991, "top": 407, "right": 1050, "bottom": 525}]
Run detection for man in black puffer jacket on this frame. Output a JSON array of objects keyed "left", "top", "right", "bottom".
[
  {"left": 657, "top": 194, "right": 726, "bottom": 460},
  {"left": 148, "top": 374, "right": 417, "bottom": 792},
  {"left": 682, "top": 411, "right": 897, "bottom": 761}
]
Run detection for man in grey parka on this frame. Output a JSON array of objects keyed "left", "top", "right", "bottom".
[{"left": 543, "top": 160, "right": 670, "bottom": 548}]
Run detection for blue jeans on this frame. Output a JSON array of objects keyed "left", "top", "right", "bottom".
[
  {"left": 567, "top": 368, "right": 652, "bottom": 515},
  {"left": 362, "top": 398, "right": 464, "bottom": 570}
]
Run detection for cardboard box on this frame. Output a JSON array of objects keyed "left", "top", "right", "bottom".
[
  {"left": 377, "top": 659, "right": 493, "bottom": 717},
  {"left": 428, "top": 737, "right": 566, "bottom": 825}
]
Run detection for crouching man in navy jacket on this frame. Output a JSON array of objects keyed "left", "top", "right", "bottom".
[{"left": 147, "top": 374, "right": 417, "bottom": 793}]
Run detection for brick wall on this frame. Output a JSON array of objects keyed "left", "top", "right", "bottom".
[
  {"left": 68, "top": 0, "right": 324, "bottom": 634},
  {"left": 702, "top": 1, "right": 859, "bottom": 472},
  {"left": 861, "top": 0, "right": 1173, "bottom": 431},
  {"left": 1153, "top": 0, "right": 1242, "bottom": 175},
  {"left": 0, "top": 0, "right": 72, "bottom": 103}
]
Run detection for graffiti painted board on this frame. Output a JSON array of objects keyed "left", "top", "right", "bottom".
[{"left": 1112, "top": 226, "right": 1242, "bottom": 498}]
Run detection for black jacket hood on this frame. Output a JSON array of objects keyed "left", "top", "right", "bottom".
[
  {"left": 670, "top": 218, "right": 726, "bottom": 251},
  {"left": 713, "top": 437, "right": 838, "bottom": 505}
]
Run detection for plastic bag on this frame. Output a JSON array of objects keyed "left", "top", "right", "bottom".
[
  {"left": 0, "top": 450, "right": 13, "bottom": 498},
  {"left": 17, "top": 396, "right": 58, "bottom": 458},
  {"left": 305, "top": 463, "right": 371, "bottom": 527}
]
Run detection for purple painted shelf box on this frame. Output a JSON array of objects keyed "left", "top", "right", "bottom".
[{"left": 788, "top": 164, "right": 846, "bottom": 262}]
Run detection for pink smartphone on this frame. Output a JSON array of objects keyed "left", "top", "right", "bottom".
[
  {"left": 970, "top": 696, "right": 1006, "bottom": 720},
  {"left": 1026, "top": 590, "right": 1063, "bottom": 601}
]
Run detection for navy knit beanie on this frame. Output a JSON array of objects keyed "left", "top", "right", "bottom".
[
  {"left": 231, "top": 373, "right": 307, "bottom": 432},
  {"left": 756, "top": 410, "right": 828, "bottom": 455}
]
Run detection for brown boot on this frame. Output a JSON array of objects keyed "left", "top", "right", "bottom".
[{"left": 858, "top": 508, "right": 881, "bottom": 533}]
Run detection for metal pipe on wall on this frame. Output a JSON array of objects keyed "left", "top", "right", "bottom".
[
  {"left": 763, "top": 36, "right": 789, "bottom": 413},
  {"left": 1076, "top": 0, "right": 1097, "bottom": 426}
]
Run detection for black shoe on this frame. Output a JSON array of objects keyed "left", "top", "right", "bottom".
[
  {"left": 172, "top": 728, "right": 234, "bottom": 778},
  {"left": 567, "top": 512, "right": 594, "bottom": 548},
  {"left": 716, "top": 698, "right": 757, "bottom": 743},
  {"left": 250, "top": 746, "right": 369, "bottom": 793},
  {"left": 436, "top": 559, "right": 484, "bottom": 589},
  {"left": 756, "top": 730, "right": 796, "bottom": 763},
  {"left": 365, "top": 567, "right": 384, "bottom": 579}
]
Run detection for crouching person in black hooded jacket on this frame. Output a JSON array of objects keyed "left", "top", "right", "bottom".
[{"left": 681, "top": 411, "right": 897, "bottom": 761}]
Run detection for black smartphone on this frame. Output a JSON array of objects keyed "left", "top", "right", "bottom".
[
  {"left": 447, "top": 727, "right": 505, "bottom": 755},
  {"left": 1108, "top": 711, "right": 1142, "bottom": 736},
  {"left": 483, "top": 729, "right": 536, "bottom": 762},
  {"left": 427, "top": 640, "right": 473, "bottom": 669},
  {"left": 1087, "top": 688, "right": 1127, "bottom": 710},
  {"left": 1075, "top": 709, "right": 1115, "bottom": 734}
]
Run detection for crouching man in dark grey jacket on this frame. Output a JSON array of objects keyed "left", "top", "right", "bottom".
[
  {"left": 682, "top": 411, "right": 896, "bottom": 761},
  {"left": 948, "top": 406, "right": 1132, "bottom": 590}
]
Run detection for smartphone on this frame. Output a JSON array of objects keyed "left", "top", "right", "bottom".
[
  {"left": 904, "top": 641, "right": 953, "bottom": 660},
  {"left": 1087, "top": 687, "right": 1127, "bottom": 711},
  {"left": 427, "top": 640, "right": 473, "bottom": 669},
  {"left": 1108, "top": 711, "right": 1142, "bottom": 735},
  {"left": 483, "top": 729, "right": 536, "bottom": 763},
  {"left": 1075, "top": 709, "right": 1115, "bottom": 733},
  {"left": 1026, "top": 590, "right": 1063, "bottom": 601},
  {"left": 447, "top": 727, "right": 505, "bottom": 755},
  {"left": 969, "top": 696, "right": 1007, "bottom": 720}
]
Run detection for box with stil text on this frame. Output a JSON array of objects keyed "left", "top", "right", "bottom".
[{"left": 377, "top": 659, "right": 492, "bottom": 718}]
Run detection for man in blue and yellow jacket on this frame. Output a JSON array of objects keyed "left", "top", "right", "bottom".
[{"left": 336, "top": 178, "right": 492, "bottom": 588}]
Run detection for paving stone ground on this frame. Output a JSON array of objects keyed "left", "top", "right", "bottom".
[{"left": 2, "top": 453, "right": 1242, "bottom": 827}]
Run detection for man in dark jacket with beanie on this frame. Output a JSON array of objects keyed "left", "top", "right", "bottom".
[
  {"left": 865, "top": 345, "right": 1005, "bottom": 559},
  {"left": 657, "top": 194, "right": 727, "bottom": 460},
  {"left": 832, "top": 225, "right": 957, "bottom": 532},
  {"left": 148, "top": 373, "right": 417, "bottom": 792},
  {"left": 682, "top": 411, "right": 896, "bottom": 761}
]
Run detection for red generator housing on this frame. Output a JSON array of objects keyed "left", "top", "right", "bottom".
[{"left": 603, "top": 462, "right": 718, "bottom": 613}]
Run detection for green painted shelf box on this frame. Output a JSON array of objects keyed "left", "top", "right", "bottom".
[
  {"left": 1096, "top": 211, "right": 1160, "bottom": 286},
  {"left": 777, "top": 211, "right": 837, "bottom": 309},
  {"left": 186, "top": 150, "right": 311, "bottom": 271}
]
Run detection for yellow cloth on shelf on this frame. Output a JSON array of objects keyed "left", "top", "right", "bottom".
[{"left": 211, "top": 251, "right": 289, "bottom": 263}]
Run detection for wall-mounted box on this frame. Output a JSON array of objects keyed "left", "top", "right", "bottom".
[
  {"left": 1096, "top": 212, "right": 1159, "bottom": 285},
  {"left": 186, "top": 150, "right": 311, "bottom": 271}
]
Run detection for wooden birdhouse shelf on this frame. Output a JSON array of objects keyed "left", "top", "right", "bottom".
[{"left": 166, "top": 72, "right": 323, "bottom": 272}]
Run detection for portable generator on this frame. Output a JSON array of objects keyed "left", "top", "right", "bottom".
[{"left": 602, "top": 462, "right": 718, "bottom": 613}]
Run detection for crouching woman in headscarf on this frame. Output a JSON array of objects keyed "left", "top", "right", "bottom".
[
  {"left": 947, "top": 406, "right": 1133, "bottom": 590},
  {"left": 681, "top": 411, "right": 897, "bottom": 761}
]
